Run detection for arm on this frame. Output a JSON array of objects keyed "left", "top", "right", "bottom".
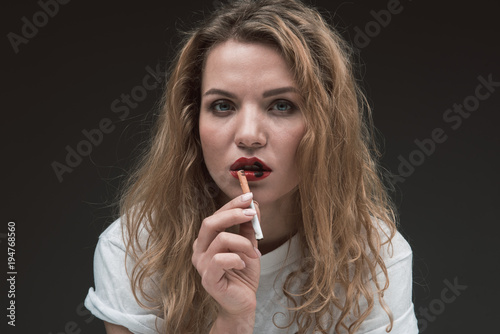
[
  {"left": 104, "top": 321, "right": 133, "bottom": 334},
  {"left": 85, "top": 218, "right": 165, "bottom": 334}
]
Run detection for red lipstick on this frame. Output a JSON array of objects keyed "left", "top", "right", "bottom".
[{"left": 230, "top": 157, "right": 272, "bottom": 181}]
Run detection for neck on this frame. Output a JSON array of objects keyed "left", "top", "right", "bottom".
[{"left": 257, "top": 190, "right": 301, "bottom": 255}]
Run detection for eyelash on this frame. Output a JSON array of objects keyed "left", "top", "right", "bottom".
[{"left": 208, "top": 99, "right": 297, "bottom": 116}]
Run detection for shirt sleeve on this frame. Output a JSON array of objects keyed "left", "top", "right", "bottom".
[
  {"left": 84, "top": 219, "right": 165, "bottom": 334},
  {"left": 355, "top": 230, "right": 419, "bottom": 334}
]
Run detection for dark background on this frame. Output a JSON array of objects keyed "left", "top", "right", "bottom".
[{"left": 2, "top": 0, "right": 499, "bottom": 333}]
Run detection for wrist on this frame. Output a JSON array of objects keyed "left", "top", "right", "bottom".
[{"left": 209, "top": 310, "right": 256, "bottom": 334}]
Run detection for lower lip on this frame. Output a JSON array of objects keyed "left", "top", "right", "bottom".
[{"left": 230, "top": 170, "right": 271, "bottom": 181}]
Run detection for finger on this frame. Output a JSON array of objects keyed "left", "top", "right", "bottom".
[
  {"left": 201, "top": 253, "right": 246, "bottom": 290},
  {"left": 196, "top": 206, "right": 257, "bottom": 251},
  {"left": 205, "top": 232, "right": 260, "bottom": 260},
  {"left": 214, "top": 192, "right": 254, "bottom": 214},
  {"left": 238, "top": 200, "right": 261, "bottom": 248}
]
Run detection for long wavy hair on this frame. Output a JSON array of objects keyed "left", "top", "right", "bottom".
[{"left": 120, "top": 0, "right": 398, "bottom": 333}]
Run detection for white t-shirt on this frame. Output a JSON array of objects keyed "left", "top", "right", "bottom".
[{"left": 85, "top": 218, "right": 418, "bottom": 333}]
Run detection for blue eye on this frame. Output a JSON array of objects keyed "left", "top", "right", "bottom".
[
  {"left": 209, "top": 100, "right": 234, "bottom": 115},
  {"left": 214, "top": 102, "right": 232, "bottom": 111},
  {"left": 273, "top": 101, "right": 291, "bottom": 111},
  {"left": 271, "top": 100, "right": 295, "bottom": 114}
]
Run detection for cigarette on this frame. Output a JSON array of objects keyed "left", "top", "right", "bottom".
[{"left": 237, "top": 170, "right": 264, "bottom": 240}]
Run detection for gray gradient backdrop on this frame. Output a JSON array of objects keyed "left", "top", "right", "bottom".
[{"left": 2, "top": 0, "right": 499, "bottom": 333}]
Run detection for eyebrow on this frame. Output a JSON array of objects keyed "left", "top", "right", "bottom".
[
  {"left": 263, "top": 86, "right": 299, "bottom": 98},
  {"left": 203, "top": 88, "right": 237, "bottom": 99},
  {"left": 203, "top": 86, "right": 299, "bottom": 98}
]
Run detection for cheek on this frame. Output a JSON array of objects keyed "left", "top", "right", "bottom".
[
  {"left": 199, "top": 127, "right": 212, "bottom": 166},
  {"left": 199, "top": 117, "right": 216, "bottom": 150},
  {"left": 199, "top": 120, "right": 227, "bottom": 165},
  {"left": 281, "top": 125, "right": 306, "bottom": 160},
  {"left": 199, "top": 127, "right": 211, "bottom": 151}
]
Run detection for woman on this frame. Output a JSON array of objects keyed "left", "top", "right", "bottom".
[{"left": 85, "top": 0, "right": 418, "bottom": 333}]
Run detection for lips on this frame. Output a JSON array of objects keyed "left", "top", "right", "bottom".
[{"left": 230, "top": 157, "right": 272, "bottom": 181}]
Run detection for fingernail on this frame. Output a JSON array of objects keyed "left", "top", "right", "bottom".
[
  {"left": 242, "top": 208, "right": 257, "bottom": 216},
  {"left": 241, "top": 192, "right": 253, "bottom": 201},
  {"left": 254, "top": 247, "right": 262, "bottom": 258},
  {"left": 241, "top": 260, "right": 246, "bottom": 268}
]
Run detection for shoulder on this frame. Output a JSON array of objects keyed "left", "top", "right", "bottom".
[
  {"left": 96, "top": 214, "right": 151, "bottom": 253},
  {"left": 97, "top": 217, "right": 127, "bottom": 250},
  {"left": 85, "top": 217, "right": 164, "bottom": 333},
  {"left": 372, "top": 217, "right": 413, "bottom": 273},
  {"left": 355, "top": 218, "right": 418, "bottom": 333},
  {"left": 92, "top": 215, "right": 154, "bottom": 279},
  {"left": 91, "top": 217, "right": 130, "bottom": 284}
]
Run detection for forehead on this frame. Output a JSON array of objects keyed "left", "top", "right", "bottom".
[{"left": 201, "top": 39, "right": 296, "bottom": 92}]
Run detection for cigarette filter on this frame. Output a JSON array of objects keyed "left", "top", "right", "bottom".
[{"left": 237, "top": 170, "right": 264, "bottom": 240}]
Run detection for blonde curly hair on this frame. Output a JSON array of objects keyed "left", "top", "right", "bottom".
[{"left": 120, "top": 0, "right": 397, "bottom": 332}]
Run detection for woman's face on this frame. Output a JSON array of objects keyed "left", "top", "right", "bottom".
[{"left": 199, "top": 40, "right": 305, "bottom": 207}]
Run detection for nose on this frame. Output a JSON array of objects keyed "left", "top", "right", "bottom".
[{"left": 234, "top": 105, "right": 267, "bottom": 149}]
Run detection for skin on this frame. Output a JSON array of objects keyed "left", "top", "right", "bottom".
[
  {"left": 105, "top": 40, "right": 306, "bottom": 334},
  {"left": 198, "top": 39, "right": 305, "bottom": 253},
  {"left": 193, "top": 39, "right": 306, "bottom": 333},
  {"left": 104, "top": 322, "right": 132, "bottom": 333}
]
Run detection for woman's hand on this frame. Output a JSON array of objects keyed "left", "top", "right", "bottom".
[{"left": 192, "top": 192, "right": 262, "bottom": 332}]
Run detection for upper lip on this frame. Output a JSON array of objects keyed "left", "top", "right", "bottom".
[{"left": 230, "top": 157, "right": 272, "bottom": 171}]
